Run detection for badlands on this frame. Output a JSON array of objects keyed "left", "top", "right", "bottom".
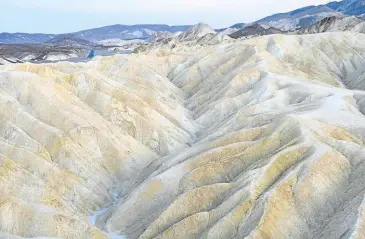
[{"left": 1, "top": 32, "right": 365, "bottom": 239}]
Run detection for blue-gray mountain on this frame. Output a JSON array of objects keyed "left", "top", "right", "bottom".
[
  {"left": 255, "top": 0, "right": 365, "bottom": 30},
  {"left": 0, "top": 33, "right": 55, "bottom": 44},
  {"left": 0, "top": 25, "right": 191, "bottom": 44},
  {"left": 327, "top": 0, "right": 365, "bottom": 15},
  {"left": 73, "top": 24, "right": 191, "bottom": 41},
  {"left": 1, "top": 0, "right": 365, "bottom": 44}
]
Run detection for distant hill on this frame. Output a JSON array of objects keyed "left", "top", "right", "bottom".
[
  {"left": 178, "top": 23, "right": 216, "bottom": 41},
  {"left": 254, "top": 0, "right": 365, "bottom": 31},
  {"left": 229, "top": 24, "right": 283, "bottom": 39},
  {"left": 296, "top": 15, "right": 365, "bottom": 34},
  {"left": 72, "top": 24, "right": 191, "bottom": 41},
  {"left": 327, "top": 0, "right": 365, "bottom": 15},
  {"left": 0, "top": 33, "right": 55, "bottom": 44},
  {"left": 216, "top": 23, "right": 246, "bottom": 33},
  {"left": 0, "top": 25, "right": 191, "bottom": 44},
  {"left": 230, "top": 23, "right": 246, "bottom": 29},
  {"left": 255, "top": 5, "right": 343, "bottom": 30},
  {"left": 44, "top": 34, "right": 97, "bottom": 48}
]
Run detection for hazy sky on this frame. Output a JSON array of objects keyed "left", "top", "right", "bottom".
[{"left": 1, "top": 0, "right": 331, "bottom": 33}]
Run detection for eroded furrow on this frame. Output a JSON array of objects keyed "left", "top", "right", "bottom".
[{"left": 1, "top": 33, "right": 365, "bottom": 239}]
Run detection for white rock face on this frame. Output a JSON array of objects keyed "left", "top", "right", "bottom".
[
  {"left": 143, "top": 24, "right": 226, "bottom": 51},
  {"left": 178, "top": 23, "right": 216, "bottom": 41},
  {"left": 43, "top": 53, "right": 78, "bottom": 61},
  {"left": 98, "top": 39, "right": 146, "bottom": 47},
  {"left": 1, "top": 32, "right": 365, "bottom": 239},
  {"left": 0, "top": 57, "right": 12, "bottom": 65},
  {"left": 172, "top": 31, "right": 183, "bottom": 37},
  {"left": 219, "top": 27, "right": 239, "bottom": 35},
  {"left": 149, "top": 31, "right": 174, "bottom": 42},
  {"left": 196, "top": 32, "right": 233, "bottom": 45}
]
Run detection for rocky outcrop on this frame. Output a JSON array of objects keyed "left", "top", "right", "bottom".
[
  {"left": 297, "top": 16, "right": 365, "bottom": 34},
  {"left": 178, "top": 23, "right": 216, "bottom": 42},
  {"left": 229, "top": 24, "right": 282, "bottom": 39},
  {"left": 140, "top": 23, "right": 229, "bottom": 52},
  {"left": 1, "top": 32, "right": 365, "bottom": 239},
  {"left": 256, "top": 5, "right": 343, "bottom": 31},
  {"left": 149, "top": 31, "right": 174, "bottom": 43},
  {"left": 0, "top": 43, "right": 82, "bottom": 63},
  {"left": 196, "top": 32, "right": 233, "bottom": 45}
]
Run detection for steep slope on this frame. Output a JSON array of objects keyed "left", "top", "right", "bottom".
[
  {"left": 1, "top": 32, "right": 365, "bottom": 239},
  {"left": 229, "top": 24, "right": 282, "bottom": 39},
  {"left": 178, "top": 23, "right": 216, "bottom": 42},
  {"left": 297, "top": 16, "right": 365, "bottom": 34},
  {"left": 195, "top": 32, "right": 234, "bottom": 46},
  {"left": 256, "top": 5, "right": 343, "bottom": 30},
  {"left": 101, "top": 32, "right": 365, "bottom": 239},
  {"left": 229, "top": 23, "right": 247, "bottom": 30},
  {"left": 252, "top": 0, "right": 365, "bottom": 32},
  {"left": 216, "top": 23, "right": 246, "bottom": 34},
  {"left": 0, "top": 53, "right": 197, "bottom": 238},
  {"left": 149, "top": 24, "right": 224, "bottom": 46},
  {"left": 327, "top": 0, "right": 365, "bottom": 15},
  {"left": 218, "top": 28, "right": 239, "bottom": 35},
  {"left": 149, "top": 31, "right": 175, "bottom": 43}
]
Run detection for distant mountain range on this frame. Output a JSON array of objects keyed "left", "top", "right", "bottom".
[
  {"left": 254, "top": 0, "right": 365, "bottom": 30},
  {"left": 296, "top": 15, "right": 365, "bottom": 34},
  {"left": 255, "top": 5, "right": 343, "bottom": 30},
  {"left": 328, "top": 0, "right": 365, "bottom": 15},
  {"left": 0, "top": 33, "right": 55, "bottom": 44},
  {"left": 1, "top": 0, "right": 365, "bottom": 45},
  {"left": 44, "top": 34, "right": 98, "bottom": 48},
  {"left": 0, "top": 25, "right": 191, "bottom": 44},
  {"left": 73, "top": 24, "right": 191, "bottom": 41}
]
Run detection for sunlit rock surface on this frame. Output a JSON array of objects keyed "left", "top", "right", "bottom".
[{"left": 1, "top": 32, "right": 365, "bottom": 239}]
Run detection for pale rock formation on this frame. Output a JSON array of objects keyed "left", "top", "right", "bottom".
[
  {"left": 144, "top": 24, "right": 226, "bottom": 51},
  {"left": 196, "top": 32, "right": 233, "bottom": 45},
  {"left": 98, "top": 39, "right": 146, "bottom": 49},
  {"left": 149, "top": 32, "right": 174, "bottom": 43},
  {"left": 178, "top": 23, "right": 216, "bottom": 42},
  {"left": 219, "top": 28, "right": 239, "bottom": 35},
  {"left": 43, "top": 53, "right": 78, "bottom": 61},
  {"left": 0, "top": 32, "right": 365, "bottom": 239},
  {"left": 230, "top": 24, "right": 283, "bottom": 39}
]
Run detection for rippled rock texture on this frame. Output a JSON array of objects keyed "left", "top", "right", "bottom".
[{"left": 1, "top": 32, "right": 365, "bottom": 239}]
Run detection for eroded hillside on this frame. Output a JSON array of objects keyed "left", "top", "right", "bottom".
[{"left": 1, "top": 32, "right": 365, "bottom": 239}]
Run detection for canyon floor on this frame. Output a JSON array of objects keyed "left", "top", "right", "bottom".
[{"left": 1, "top": 32, "right": 365, "bottom": 239}]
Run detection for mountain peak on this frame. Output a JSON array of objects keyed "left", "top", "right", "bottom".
[
  {"left": 178, "top": 23, "right": 216, "bottom": 41},
  {"left": 229, "top": 23, "right": 282, "bottom": 39}
]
